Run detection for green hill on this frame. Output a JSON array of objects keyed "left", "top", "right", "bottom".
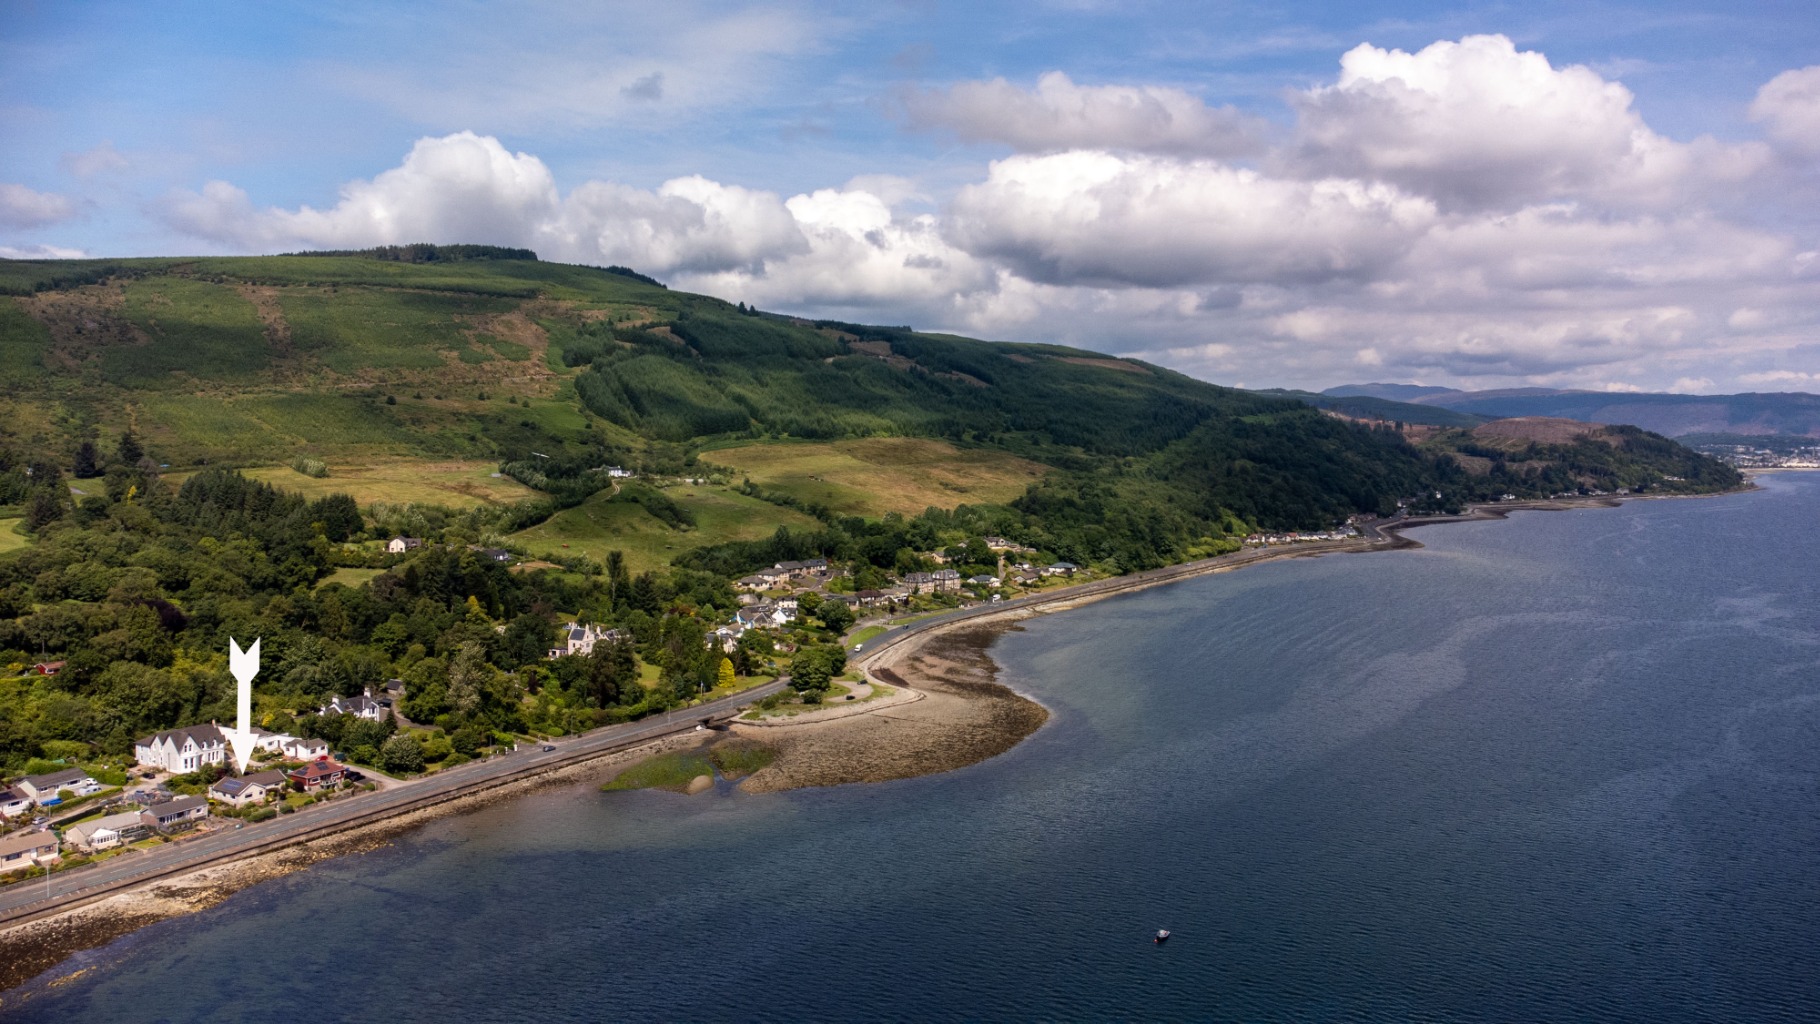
[
  {"left": 0, "top": 249, "right": 1744, "bottom": 780},
  {"left": 0, "top": 251, "right": 1740, "bottom": 570}
]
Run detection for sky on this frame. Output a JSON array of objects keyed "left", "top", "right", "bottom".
[{"left": 4, "top": 0, "right": 1819, "bottom": 394}]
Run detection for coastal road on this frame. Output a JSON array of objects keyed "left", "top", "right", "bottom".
[{"left": 0, "top": 679, "right": 788, "bottom": 930}]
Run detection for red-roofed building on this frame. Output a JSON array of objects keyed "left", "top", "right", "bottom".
[{"left": 287, "top": 760, "right": 347, "bottom": 792}]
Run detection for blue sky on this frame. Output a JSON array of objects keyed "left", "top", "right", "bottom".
[{"left": 4, "top": 1, "right": 1819, "bottom": 392}]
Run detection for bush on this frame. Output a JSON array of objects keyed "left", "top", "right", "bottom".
[
  {"left": 290, "top": 456, "right": 329, "bottom": 478},
  {"left": 248, "top": 808, "right": 277, "bottom": 822}
]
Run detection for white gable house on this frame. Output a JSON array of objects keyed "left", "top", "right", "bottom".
[{"left": 135, "top": 724, "right": 228, "bottom": 774}]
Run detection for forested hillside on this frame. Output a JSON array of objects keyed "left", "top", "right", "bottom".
[{"left": 0, "top": 251, "right": 1742, "bottom": 780}]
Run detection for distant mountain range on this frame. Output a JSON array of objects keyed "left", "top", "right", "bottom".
[{"left": 1320, "top": 385, "right": 1820, "bottom": 438}]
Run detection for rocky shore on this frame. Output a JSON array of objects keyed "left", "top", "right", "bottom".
[{"left": 732, "top": 621, "right": 1049, "bottom": 794}]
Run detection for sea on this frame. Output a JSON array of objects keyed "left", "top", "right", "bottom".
[{"left": 11, "top": 473, "right": 1820, "bottom": 1022}]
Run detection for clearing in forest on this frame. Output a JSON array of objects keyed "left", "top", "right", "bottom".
[{"left": 702, "top": 437, "right": 1048, "bottom": 517}]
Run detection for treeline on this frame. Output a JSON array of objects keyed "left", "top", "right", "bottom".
[{"left": 287, "top": 244, "right": 538, "bottom": 263}]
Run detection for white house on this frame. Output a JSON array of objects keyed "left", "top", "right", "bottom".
[
  {"left": 735, "top": 603, "right": 792, "bottom": 629},
  {"left": 141, "top": 796, "right": 209, "bottom": 831},
  {"left": 0, "top": 830, "right": 59, "bottom": 871},
  {"left": 547, "top": 622, "right": 625, "bottom": 659},
  {"left": 1, "top": 786, "right": 31, "bottom": 819},
  {"left": 281, "top": 736, "right": 330, "bottom": 761},
  {"left": 64, "top": 810, "right": 149, "bottom": 853},
  {"left": 386, "top": 536, "right": 424, "bottom": 554},
  {"left": 17, "top": 768, "right": 101, "bottom": 807},
  {"left": 319, "top": 688, "right": 391, "bottom": 722},
  {"left": 135, "top": 724, "right": 228, "bottom": 774},
  {"left": 209, "top": 770, "right": 289, "bottom": 807}
]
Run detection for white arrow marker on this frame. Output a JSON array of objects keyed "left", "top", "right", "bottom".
[{"left": 220, "top": 637, "right": 261, "bottom": 773}]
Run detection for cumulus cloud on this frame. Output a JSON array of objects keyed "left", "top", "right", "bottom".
[
  {"left": 163, "top": 132, "right": 560, "bottom": 251},
  {"left": 902, "top": 71, "right": 1265, "bottom": 156},
  {"left": 557, "top": 176, "right": 807, "bottom": 274},
  {"left": 1751, "top": 65, "right": 1820, "bottom": 153},
  {"left": 945, "top": 151, "right": 1434, "bottom": 288},
  {"left": 1288, "top": 35, "right": 1762, "bottom": 210},
  {"left": 0, "top": 183, "right": 78, "bottom": 229}
]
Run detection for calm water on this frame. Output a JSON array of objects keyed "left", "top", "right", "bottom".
[{"left": 13, "top": 475, "right": 1820, "bottom": 1023}]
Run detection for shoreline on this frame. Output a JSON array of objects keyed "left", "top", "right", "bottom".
[
  {"left": 720, "top": 484, "right": 1757, "bottom": 794},
  {"left": 0, "top": 731, "right": 714, "bottom": 1003},
  {"left": 0, "top": 485, "right": 1747, "bottom": 997}
]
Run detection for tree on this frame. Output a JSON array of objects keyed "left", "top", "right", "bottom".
[
  {"left": 308, "top": 493, "right": 362, "bottom": 541},
  {"left": 380, "top": 735, "right": 425, "bottom": 773},
  {"left": 72, "top": 441, "right": 100, "bottom": 479},
  {"left": 586, "top": 638, "right": 636, "bottom": 707},
  {"left": 818, "top": 600, "right": 854, "bottom": 634},
  {"left": 716, "top": 657, "right": 735, "bottom": 691},
  {"left": 116, "top": 430, "right": 143, "bottom": 465},
  {"left": 24, "top": 488, "right": 64, "bottom": 532},
  {"left": 501, "top": 613, "right": 556, "bottom": 668},
  {"left": 791, "top": 650, "right": 831, "bottom": 692}
]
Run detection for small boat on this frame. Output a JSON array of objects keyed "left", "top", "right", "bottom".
[{"left": 1154, "top": 929, "right": 1171, "bottom": 944}]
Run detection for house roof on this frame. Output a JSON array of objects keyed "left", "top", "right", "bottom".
[
  {"left": 138, "top": 724, "right": 226, "bottom": 749},
  {"left": 68, "top": 810, "right": 145, "bottom": 840},
  {"left": 21, "top": 768, "right": 93, "bottom": 790},
  {"left": 289, "top": 760, "right": 345, "bottom": 782},
  {"left": 0, "top": 830, "right": 56, "bottom": 858},
  {"left": 144, "top": 795, "right": 205, "bottom": 820}
]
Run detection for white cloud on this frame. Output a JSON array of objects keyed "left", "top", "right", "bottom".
[
  {"left": 1751, "top": 65, "right": 1820, "bottom": 153},
  {"left": 557, "top": 176, "right": 807, "bottom": 274},
  {"left": 902, "top": 71, "right": 1265, "bottom": 156},
  {"left": 0, "top": 243, "right": 88, "bottom": 259},
  {"left": 163, "top": 132, "right": 560, "bottom": 251},
  {"left": 0, "top": 183, "right": 78, "bottom": 229},
  {"left": 945, "top": 150, "right": 1435, "bottom": 288},
  {"left": 1737, "top": 370, "right": 1817, "bottom": 386},
  {"left": 1288, "top": 35, "right": 1763, "bottom": 210},
  {"left": 60, "top": 141, "right": 131, "bottom": 178}
]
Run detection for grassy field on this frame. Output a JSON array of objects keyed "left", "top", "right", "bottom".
[
  {"left": 0, "top": 518, "right": 29, "bottom": 555},
  {"left": 510, "top": 481, "right": 822, "bottom": 573},
  {"left": 703, "top": 437, "right": 1048, "bottom": 517},
  {"left": 227, "top": 458, "right": 540, "bottom": 508},
  {"left": 316, "top": 567, "right": 384, "bottom": 590},
  {"left": 848, "top": 625, "right": 887, "bottom": 648}
]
